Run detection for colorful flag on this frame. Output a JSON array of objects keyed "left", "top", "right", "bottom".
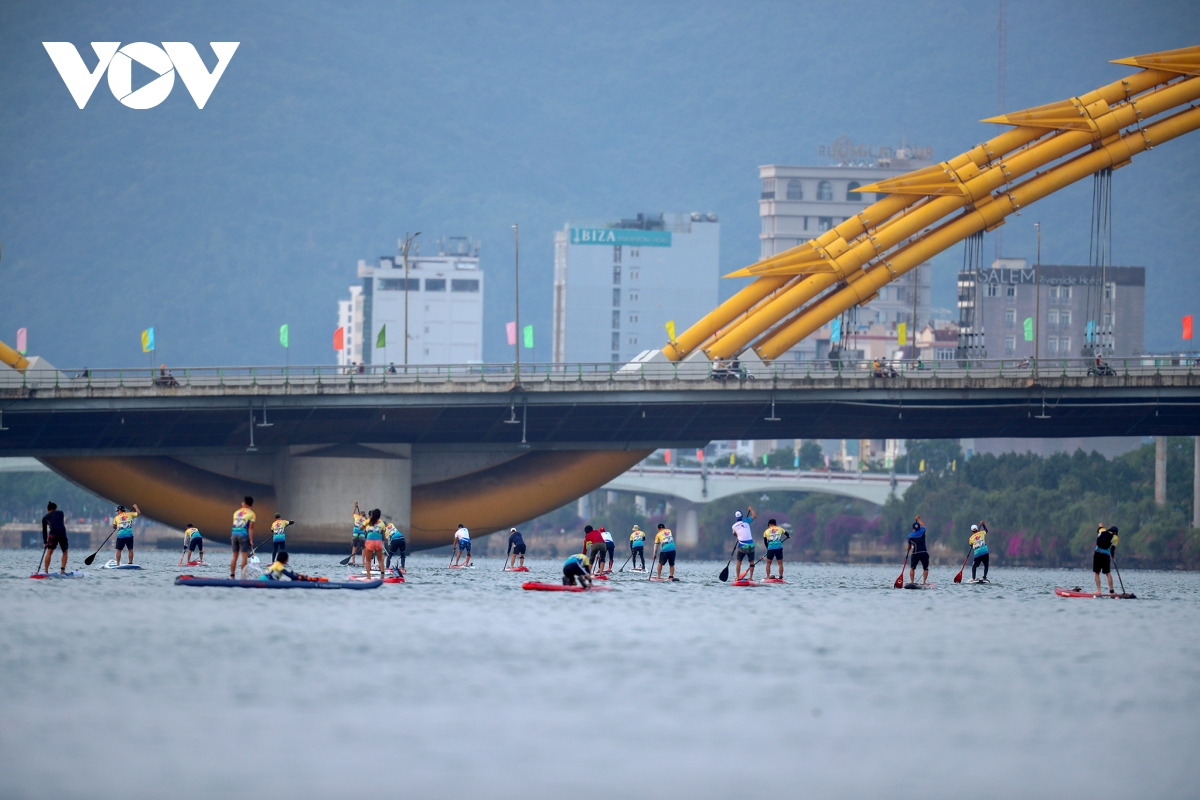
[
  {"left": 505, "top": 321, "right": 517, "bottom": 346},
  {"left": 664, "top": 449, "right": 672, "bottom": 465},
  {"left": 919, "top": 459, "right": 925, "bottom": 472},
  {"left": 729, "top": 453, "right": 736, "bottom": 466},
  {"left": 279, "top": 324, "right": 289, "bottom": 348},
  {"left": 1184, "top": 315, "right": 1194, "bottom": 340},
  {"left": 15, "top": 327, "right": 27, "bottom": 355},
  {"left": 696, "top": 449, "right": 704, "bottom": 463},
  {"left": 665, "top": 320, "right": 676, "bottom": 341},
  {"left": 1086, "top": 320, "right": 1095, "bottom": 341},
  {"left": 141, "top": 327, "right": 155, "bottom": 353},
  {"left": 333, "top": 327, "right": 345, "bottom": 351},
  {"left": 762, "top": 453, "right": 768, "bottom": 466},
  {"left": 376, "top": 325, "right": 386, "bottom": 349},
  {"left": 1023, "top": 317, "right": 1034, "bottom": 341},
  {"left": 897, "top": 322, "right": 907, "bottom": 346},
  {"left": 523, "top": 324, "right": 534, "bottom": 349},
  {"left": 831, "top": 318, "right": 842, "bottom": 343}
]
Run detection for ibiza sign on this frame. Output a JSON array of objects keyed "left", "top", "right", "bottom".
[{"left": 43, "top": 42, "right": 239, "bottom": 109}]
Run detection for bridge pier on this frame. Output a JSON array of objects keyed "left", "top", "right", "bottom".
[{"left": 674, "top": 499, "right": 700, "bottom": 547}]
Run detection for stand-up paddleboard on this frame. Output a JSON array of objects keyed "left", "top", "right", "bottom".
[
  {"left": 967, "top": 578, "right": 991, "bottom": 584},
  {"left": 185, "top": 561, "right": 208, "bottom": 567},
  {"left": 731, "top": 579, "right": 760, "bottom": 587},
  {"left": 103, "top": 561, "right": 142, "bottom": 570},
  {"left": 762, "top": 578, "right": 788, "bottom": 584},
  {"left": 503, "top": 566, "right": 531, "bottom": 573},
  {"left": 447, "top": 564, "right": 474, "bottom": 569},
  {"left": 648, "top": 576, "right": 679, "bottom": 582},
  {"left": 522, "top": 581, "right": 612, "bottom": 592},
  {"left": 592, "top": 573, "right": 610, "bottom": 581},
  {"left": 903, "top": 582, "right": 936, "bottom": 589},
  {"left": 1055, "top": 586, "right": 1136, "bottom": 599},
  {"left": 349, "top": 574, "right": 404, "bottom": 584},
  {"left": 30, "top": 571, "right": 87, "bottom": 579},
  {"left": 175, "top": 575, "right": 378, "bottom": 589}
]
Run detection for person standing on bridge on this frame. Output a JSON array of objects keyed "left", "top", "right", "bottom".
[
  {"left": 599, "top": 527, "right": 615, "bottom": 573},
  {"left": 732, "top": 507, "right": 757, "bottom": 581},
  {"left": 349, "top": 502, "right": 367, "bottom": 567},
  {"left": 112, "top": 503, "right": 141, "bottom": 566},
  {"left": 270, "top": 514, "right": 294, "bottom": 563},
  {"left": 907, "top": 515, "right": 929, "bottom": 586},
  {"left": 967, "top": 522, "right": 989, "bottom": 582},
  {"left": 230, "top": 497, "right": 256, "bottom": 579},
  {"left": 505, "top": 527, "right": 526, "bottom": 570},
  {"left": 452, "top": 523, "right": 472, "bottom": 567},
  {"left": 762, "top": 518, "right": 789, "bottom": 581},
  {"left": 653, "top": 523, "right": 678, "bottom": 581},
  {"left": 629, "top": 524, "right": 646, "bottom": 571}
]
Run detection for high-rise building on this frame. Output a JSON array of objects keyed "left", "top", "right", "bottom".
[
  {"left": 957, "top": 258, "right": 1144, "bottom": 359},
  {"left": 758, "top": 140, "right": 935, "bottom": 360},
  {"left": 337, "top": 236, "right": 484, "bottom": 366},
  {"left": 553, "top": 212, "right": 719, "bottom": 364}
]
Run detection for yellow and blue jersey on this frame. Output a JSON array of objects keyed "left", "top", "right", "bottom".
[
  {"left": 184, "top": 526, "right": 202, "bottom": 540},
  {"left": 630, "top": 529, "right": 646, "bottom": 548},
  {"left": 968, "top": 530, "right": 988, "bottom": 557},
  {"left": 364, "top": 521, "right": 385, "bottom": 541},
  {"left": 271, "top": 519, "right": 290, "bottom": 541},
  {"left": 764, "top": 525, "right": 786, "bottom": 549},
  {"left": 655, "top": 529, "right": 676, "bottom": 552},
  {"left": 232, "top": 507, "right": 255, "bottom": 535},
  {"left": 352, "top": 512, "right": 366, "bottom": 535},
  {"left": 113, "top": 510, "right": 139, "bottom": 538}
]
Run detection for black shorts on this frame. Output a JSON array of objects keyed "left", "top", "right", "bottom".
[
  {"left": 1093, "top": 552, "right": 1111, "bottom": 574},
  {"left": 563, "top": 563, "right": 587, "bottom": 585},
  {"left": 352, "top": 535, "right": 365, "bottom": 550},
  {"left": 511, "top": 543, "right": 526, "bottom": 555},
  {"left": 910, "top": 551, "right": 929, "bottom": 570},
  {"left": 389, "top": 538, "right": 406, "bottom": 554},
  {"left": 189, "top": 538, "right": 203, "bottom": 552},
  {"left": 116, "top": 537, "right": 134, "bottom": 551},
  {"left": 47, "top": 534, "right": 68, "bottom": 551},
  {"left": 658, "top": 550, "right": 676, "bottom": 566},
  {"left": 631, "top": 545, "right": 644, "bottom": 554},
  {"left": 766, "top": 548, "right": 782, "bottom": 561}
]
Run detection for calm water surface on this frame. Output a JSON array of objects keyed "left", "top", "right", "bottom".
[{"left": 1, "top": 550, "right": 1197, "bottom": 799}]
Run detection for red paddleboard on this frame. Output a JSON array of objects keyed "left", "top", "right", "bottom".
[
  {"left": 350, "top": 574, "right": 404, "bottom": 583},
  {"left": 185, "top": 560, "right": 208, "bottom": 567},
  {"left": 522, "top": 581, "right": 612, "bottom": 592},
  {"left": 1055, "top": 586, "right": 1136, "bottom": 599},
  {"left": 593, "top": 573, "right": 610, "bottom": 580},
  {"left": 505, "top": 566, "right": 530, "bottom": 573},
  {"left": 731, "top": 579, "right": 759, "bottom": 587},
  {"left": 763, "top": 578, "right": 788, "bottom": 584}
]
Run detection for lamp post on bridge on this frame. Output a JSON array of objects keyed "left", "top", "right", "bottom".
[{"left": 401, "top": 231, "right": 421, "bottom": 367}]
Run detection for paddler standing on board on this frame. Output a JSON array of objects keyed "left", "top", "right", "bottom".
[
  {"left": 270, "top": 514, "right": 294, "bottom": 562},
  {"left": 1093, "top": 524, "right": 1119, "bottom": 595},
  {"left": 112, "top": 503, "right": 141, "bottom": 566},
  {"left": 230, "top": 497, "right": 256, "bottom": 579},
  {"left": 762, "top": 518, "right": 789, "bottom": 580},
  {"left": 452, "top": 523, "right": 472, "bottom": 567},
  {"left": 582, "top": 525, "right": 605, "bottom": 575},
  {"left": 629, "top": 524, "right": 646, "bottom": 571},
  {"left": 967, "top": 521, "right": 989, "bottom": 582},
  {"left": 562, "top": 552, "right": 594, "bottom": 588},
  {"left": 599, "top": 527, "right": 615, "bottom": 573},
  {"left": 907, "top": 515, "right": 929, "bottom": 586},
  {"left": 349, "top": 502, "right": 367, "bottom": 567},
  {"left": 41, "top": 502, "right": 69, "bottom": 574},
  {"left": 505, "top": 527, "right": 526, "bottom": 570},
  {"left": 653, "top": 523, "right": 678, "bottom": 581},
  {"left": 362, "top": 508, "right": 386, "bottom": 579},
  {"left": 732, "top": 506, "right": 757, "bottom": 581}
]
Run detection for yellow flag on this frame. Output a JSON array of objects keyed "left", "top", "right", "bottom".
[
  {"left": 665, "top": 320, "right": 676, "bottom": 341},
  {"left": 919, "top": 459, "right": 925, "bottom": 472},
  {"left": 897, "top": 322, "right": 907, "bottom": 346}
]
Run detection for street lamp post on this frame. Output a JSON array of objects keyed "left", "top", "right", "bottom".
[
  {"left": 512, "top": 223, "right": 521, "bottom": 385},
  {"left": 401, "top": 231, "right": 421, "bottom": 367},
  {"left": 1034, "top": 222, "right": 1041, "bottom": 373}
]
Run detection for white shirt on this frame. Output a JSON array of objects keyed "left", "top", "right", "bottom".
[
  {"left": 732, "top": 520, "right": 753, "bottom": 543},
  {"left": 454, "top": 526, "right": 470, "bottom": 542},
  {"left": 600, "top": 530, "right": 614, "bottom": 543}
]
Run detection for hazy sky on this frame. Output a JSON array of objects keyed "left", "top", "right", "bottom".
[{"left": 1, "top": 0, "right": 1197, "bottom": 367}]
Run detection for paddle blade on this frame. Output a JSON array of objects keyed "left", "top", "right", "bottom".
[
  {"left": 719, "top": 565, "right": 730, "bottom": 582},
  {"left": 893, "top": 573, "right": 904, "bottom": 589},
  {"left": 83, "top": 553, "right": 96, "bottom": 566},
  {"left": 953, "top": 569, "right": 964, "bottom": 583},
  {"left": 339, "top": 556, "right": 351, "bottom": 565}
]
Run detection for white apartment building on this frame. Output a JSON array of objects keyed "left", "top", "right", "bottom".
[
  {"left": 336, "top": 236, "right": 483, "bottom": 366},
  {"left": 759, "top": 140, "right": 934, "bottom": 360},
  {"left": 553, "top": 212, "right": 720, "bottom": 364}
]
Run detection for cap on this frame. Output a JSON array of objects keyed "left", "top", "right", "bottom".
[
  {"left": 735, "top": 511, "right": 743, "bottom": 520},
  {"left": 912, "top": 521, "right": 921, "bottom": 531},
  {"left": 510, "top": 527, "right": 517, "bottom": 532},
  {"left": 970, "top": 524, "right": 979, "bottom": 532},
  {"left": 116, "top": 505, "right": 125, "bottom": 512}
]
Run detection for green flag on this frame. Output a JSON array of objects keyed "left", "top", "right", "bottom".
[
  {"left": 523, "top": 324, "right": 534, "bottom": 349},
  {"left": 376, "top": 325, "right": 386, "bottom": 348},
  {"left": 279, "top": 324, "right": 289, "bottom": 348},
  {"left": 1023, "top": 317, "right": 1034, "bottom": 341}
]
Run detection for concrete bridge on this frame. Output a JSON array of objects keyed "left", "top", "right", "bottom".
[
  {"left": 2, "top": 357, "right": 1198, "bottom": 551},
  {"left": 602, "top": 464, "right": 918, "bottom": 545}
]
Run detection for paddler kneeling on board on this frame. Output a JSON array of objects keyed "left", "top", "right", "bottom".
[
  {"left": 264, "top": 551, "right": 316, "bottom": 582},
  {"left": 384, "top": 517, "right": 406, "bottom": 576},
  {"left": 563, "top": 552, "right": 594, "bottom": 588},
  {"left": 907, "top": 516, "right": 929, "bottom": 586},
  {"left": 1093, "top": 524, "right": 1119, "bottom": 595}
]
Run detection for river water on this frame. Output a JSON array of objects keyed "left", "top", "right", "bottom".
[{"left": 1, "top": 550, "right": 1197, "bottom": 799}]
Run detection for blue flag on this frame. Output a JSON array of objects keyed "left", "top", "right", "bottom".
[{"left": 831, "top": 318, "right": 842, "bottom": 343}]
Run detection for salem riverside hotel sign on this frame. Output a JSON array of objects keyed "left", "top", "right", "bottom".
[{"left": 568, "top": 228, "right": 672, "bottom": 247}]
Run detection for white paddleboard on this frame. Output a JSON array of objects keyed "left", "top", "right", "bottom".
[{"left": 103, "top": 561, "right": 143, "bottom": 570}]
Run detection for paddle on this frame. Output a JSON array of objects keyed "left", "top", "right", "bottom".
[
  {"left": 718, "top": 543, "right": 738, "bottom": 582},
  {"left": 1113, "top": 556, "right": 1133, "bottom": 597},
  {"left": 893, "top": 543, "right": 912, "bottom": 589},
  {"left": 617, "top": 552, "right": 632, "bottom": 573},
  {"left": 738, "top": 555, "right": 766, "bottom": 582},
  {"left": 647, "top": 543, "right": 660, "bottom": 581},
  {"left": 502, "top": 544, "right": 512, "bottom": 571},
  {"left": 83, "top": 527, "right": 117, "bottom": 566},
  {"left": 953, "top": 550, "right": 970, "bottom": 584},
  {"left": 32, "top": 542, "right": 49, "bottom": 575},
  {"left": 177, "top": 545, "right": 187, "bottom": 567},
  {"left": 450, "top": 544, "right": 458, "bottom": 567}
]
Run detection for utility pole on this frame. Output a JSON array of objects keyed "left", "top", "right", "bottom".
[
  {"left": 1034, "top": 222, "right": 1041, "bottom": 369},
  {"left": 512, "top": 224, "right": 521, "bottom": 385},
  {"left": 401, "top": 231, "right": 421, "bottom": 367},
  {"left": 911, "top": 264, "right": 919, "bottom": 357}
]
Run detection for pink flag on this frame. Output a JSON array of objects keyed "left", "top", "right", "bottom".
[
  {"left": 505, "top": 321, "right": 517, "bottom": 346},
  {"left": 332, "top": 327, "right": 345, "bottom": 351},
  {"left": 664, "top": 449, "right": 672, "bottom": 465},
  {"left": 15, "top": 327, "right": 27, "bottom": 355},
  {"left": 1184, "top": 315, "right": 1193, "bottom": 341}
]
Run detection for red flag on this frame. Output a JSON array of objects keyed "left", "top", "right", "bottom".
[
  {"left": 333, "top": 326, "right": 345, "bottom": 351},
  {"left": 696, "top": 449, "right": 704, "bottom": 462},
  {"left": 1184, "top": 315, "right": 1193, "bottom": 341},
  {"left": 664, "top": 449, "right": 672, "bottom": 465}
]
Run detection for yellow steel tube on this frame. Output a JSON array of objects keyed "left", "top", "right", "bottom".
[
  {"left": 703, "top": 273, "right": 839, "bottom": 359},
  {"left": 663, "top": 276, "right": 792, "bottom": 360},
  {"left": 0, "top": 340, "right": 30, "bottom": 372},
  {"left": 754, "top": 103, "right": 1200, "bottom": 360}
]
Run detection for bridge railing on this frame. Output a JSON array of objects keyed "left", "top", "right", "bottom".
[
  {"left": 626, "top": 464, "right": 919, "bottom": 483},
  {"left": 3, "top": 356, "right": 1197, "bottom": 391}
]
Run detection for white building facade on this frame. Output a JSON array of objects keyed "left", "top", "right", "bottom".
[
  {"left": 337, "top": 236, "right": 483, "bottom": 366},
  {"left": 758, "top": 142, "right": 934, "bottom": 360},
  {"left": 553, "top": 213, "right": 720, "bottom": 364}
]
